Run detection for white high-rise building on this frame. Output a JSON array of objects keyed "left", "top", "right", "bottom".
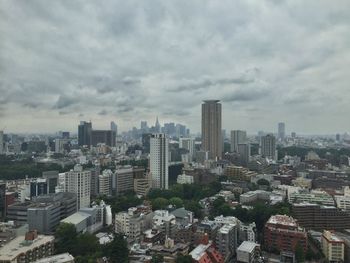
[
  {"left": 58, "top": 164, "right": 91, "bottom": 209},
  {"left": 230, "top": 130, "right": 247, "bottom": 152},
  {"left": 179, "top": 138, "right": 195, "bottom": 160},
  {"left": 99, "top": 169, "right": 112, "bottom": 196},
  {"left": 150, "top": 133, "right": 169, "bottom": 190},
  {"left": 0, "top": 131, "right": 3, "bottom": 154}
]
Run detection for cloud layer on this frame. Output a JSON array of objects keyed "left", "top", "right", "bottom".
[{"left": 0, "top": 0, "right": 350, "bottom": 134}]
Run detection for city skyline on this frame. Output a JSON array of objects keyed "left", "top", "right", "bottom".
[{"left": 1, "top": 1, "right": 350, "bottom": 134}]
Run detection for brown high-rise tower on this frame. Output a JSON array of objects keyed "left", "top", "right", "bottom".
[{"left": 201, "top": 100, "right": 222, "bottom": 160}]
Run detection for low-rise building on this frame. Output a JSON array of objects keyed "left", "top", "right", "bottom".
[
  {"left": 216, "top": 224, "right": 238, "bottom": 261},
  {"left": 322, "top": 230, "right": 345, "bottom": 263},
  {"left": 0, "top": 231, "right": 54, "bottom": 263},
  {"left": 236, "top": 241, "right": 260, "bottom": 263},
  {"left": 264, "top": 215, "right": 307, "bottom": 254},
  {"left": 177, "top": 173, "right": 194, "bottom": 184}
]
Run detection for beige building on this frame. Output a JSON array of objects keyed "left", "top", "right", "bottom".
[
  {"left": 0, "top": 231, "right": 54, "bottom": 263},
  {"left": 201, "top": 100, "right": 222, "bottom": 160},
  {"left": 322, "top": 230, "right": 345, "bottom": 262}
]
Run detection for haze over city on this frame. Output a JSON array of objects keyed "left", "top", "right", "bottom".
[{"left": 1, "top": 0, "right": 350, "bottom": 134}]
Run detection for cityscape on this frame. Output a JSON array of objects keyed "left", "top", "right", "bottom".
[{"left": 1, "top": 1, "right": 350, "bottom": 263}]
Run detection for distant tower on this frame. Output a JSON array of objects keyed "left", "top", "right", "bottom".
[
  {"left": 150, "top": 133, "right": 169, "bottom": 190},
  {"left": 230, "top": 130, "right": 247, "bottom": 152},
  {"left": 278, "top": 122, "right": 285, "bottom": 140},
  {"left": 111, "top": 121, "right": 118, "bottom": 135},
  {"left": 0, "top": 131, "right": 3, "bottom": 154},
  {"left": 78, "top": 121, "right": 92, "bottom": 146},
  {"left": 260, "top": 134, "right": 277, "bottom": 160},
  {"left": 155, "top": 117, "right": 161, "bottom": 133},
  {"left": 202, "top": 100, "right": 222, "bottom": 160}
]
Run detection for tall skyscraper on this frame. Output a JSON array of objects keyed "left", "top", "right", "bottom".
[
  {"left": 0, "top": 130, "right": 3, "bottom": 154},
  {"left": 78, "top": 121, "right": 92, "bottom": 146},
  {"left": 260, "top": 134, "right": 277, "bottom": 160},
  {"left": 155, "top": 117, "right": 161, "bottom": 133},
  {"left": 111, "top": 121, "right": 118, "bottom": 135},
  {"left": 58, "top": 164, "right": 91, "bottom": 209},
  {"left": 237, "top": 143, "right": 251, "bottom": 166},
  {"left": 150, "top": 133, "right": 169, "bottom": 190},
  {"left": 278, "top": 122, "right": 286, "bottom": 140},
  {"left": 201, "top": 100, "right": 222, "bottom": 160},
  {"left": 230, "top": 130, "right": 247, "bottom": 152}
]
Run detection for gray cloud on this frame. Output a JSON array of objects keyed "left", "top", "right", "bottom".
[{"left": 0, "top": 0, "right": 349, "bottom": 133}]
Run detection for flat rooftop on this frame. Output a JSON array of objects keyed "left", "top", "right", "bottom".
[
  {"left": 267, "top": 215, "right": 297, "bottom": 227},
  {"left": 0, "top": 235, "right": 54, "bottom": 261},
  {"left": 237, "top": 241, "right": 259, "bottom": 253},
  {"left": 33, "top": 253, "right": 74, "bottom": 263}
]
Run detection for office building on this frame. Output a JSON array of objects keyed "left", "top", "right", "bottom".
[
  {"left": 0, "top": 231, "right": 54, "bottom": 263},
  {"left": 91, "top": 130, "right": 116, "bottom": 147},
  {"left": 112, "top": 166, "right": 134, "bottom": 196},
  {"left": 236, "top": 241, "right": 260, "bottom": 263},
  {"left": 177, "top": 173, "right": 194, "bottom": 184},
  {"left": 260, "top": 134, "right": 276, "bottom": 160},
  {"left": 0, "top": 183, "right": 5, "bottom": 220},
  {"left": 133, "top": 170, "right": 151, "bottom": 197},
  {"left": 99, "top": 169, "right": 112, "bottom": 196},
  {"left": 78, "top": 121, "right": 92, "bottom": 146},
  {"left": 322, "top": 230, "right": 345, "bottom": 262},
  {"left": 264, "top": 215, "right": 307, "bottom": 253},
  {"left": 89, "top": 166, "right": 100, "bottom": 197},
  {"left": 111, "top": 121, "right": 118, "bottom": 135},
  {"left": 153, "top": 210, "right": 177, "bottom": 239},
  {"left": 202, "top": 100, "right": 222, "bottom": 160},
  {"left": 150, "top": 133, "right": 169, "bottom": 190},
  {"left": 292, "top": 203, "right": 350, "bottom": 230},
  {"left": 30, "top": 179, "right": 48, "bottom": 198},
  {"left": 7, "top": 202, "right": 35, "bottom": 226},
  {"left": 58, "top": 164, "right": 91, "bottom": 209},
  {"left": 230, "top": 130, "right": 247, "bottom": 152},
  {"left": 0, "top": 130, "right": 4, "bottom": 154},
  {"left": 42, "top": 171, "right": 58, "bottom": 194},
  {"left": 278, "top": 122, "right": 285, "bottom": 140},
  {"left": 237, "top": 143, "right": 250, "bottom": 166},
  {"left": 179, "top": 137, "right": 195, "bottom": 159}
]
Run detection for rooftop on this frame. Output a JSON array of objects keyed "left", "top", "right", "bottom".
[
  {"left": 33, "top": 253, "right": 74, "bottom": 263},
  {"left": 237, "top": 241, "right": 259, "bottom": 253},
  {"left": 61, "top": 211, "right": 90, "bottom": 225},
  {"left": 267, "top": 215, "right": 297, "bottom": 227},
  {"left": 190, "top": 243, "right": 211, "bottom": 261},
  {"left": 0, "top": 235, "right": 54, "bottom": 261}
]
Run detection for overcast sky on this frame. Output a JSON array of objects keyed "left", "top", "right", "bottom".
[{"left": 1, "top": 0, "right": 349, "bottom": 134}]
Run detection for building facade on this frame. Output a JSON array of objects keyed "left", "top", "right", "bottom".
[
  {"left": 260, "top": 134, "right": 276, "bottom": 160},
  {"left": 150, "top": 133, "right": 169, "bottom": 190},
  {"left": 230, "top": 130, "right": 247, "bottom": 152},
  {"left": 202, "top": 100, "right": 222, "bottom": 160}
]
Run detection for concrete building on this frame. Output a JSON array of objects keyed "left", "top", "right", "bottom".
[
  {"left": 322, "top": 230, "right": 345, "bottom": 262},
  {"left": 264, "top": 215, "right": 307, "bottom": 254},
  {"left": 216, "top": 224, "right": 238, "bottom": 261},
  {"left": 153, "top": 210, "right": 177, "bottom": 239},
  {"left": 202, "top": 100, "right": 222, "bottom": 160},
  {"left": 179, "top": 138, "right": 195, "bottom": 160},
  {"left": 0, "top": 130, "right": 4, "bottom": 154},
  {"left": 33, "top": 253, "right": 74, "bottom": 263},
  {"left": 278, "top": 122, "right": 286, "bottom": 140},
  {"left": 150, "top": 133, "right": 169, "bottom": 190},
  {"left": 230, "top": 130, "right": 247, "bottom": 152},
  {"left": 112, "top": 166, "right": 134, "bottom": 195},
  {"left": 0, "top": 183, "right": 5, "bottom": 220},
  {"left": 293, "top": 203, "right": 350, "bottom": 230},
  {"left": 236, "top": 241, "right": 261, "bottom": 263},
  {"left": 134, "top": 171, "right": 151, "bottom": 197},
  {"left": 78, "top": 121, "right": 92, "bottom": 146},
  {"left": 0, "top": 231, "right": 54, "bottom": 263},
  {"left": 237, "top": 143, "right": 251, "bottom": 166},
  {"left": 42, "top": 171, "right": 59, "bottom": 194},
  {"left": 30, "top": 178, "right": 48, "bottom": 198},
  {"left": 177, "top": 172, "right": 194, "bottom": 184},
  {"left": 115, "top": 207, "right": 153, "bottom": 243},
  {"left": 260, "top": 134, "right": 276, "bottom": 160},
  {"left": 91, "top": 130, "right": 116, "bottom": 147},
  {"left": 290, "top": 189, "right": 335, "bottom": 206},
  {"left": 99, "top": 169, "right": 112, "bottom": 196},
  {"left": 58, "top": 164, "right": 91, "bottom": 209}
]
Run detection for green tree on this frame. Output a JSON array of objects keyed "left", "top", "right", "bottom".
[
  {"left": 151, "top": 197, "right": 169, "bottom": 210},
  {"left": 295, "top": 242, "right": 305, "bottom": 263},
  {"left": 169, "top": 197, "right": 184, "bottom": 208},
  {"left": 104, "top": 234, "right": 129, "bottom": 263},
  {"left": 75, "top": 233, "right": 100, "bottom": 257},
  {"left": 151, "top": 254, "right": 164, "bottom": 263},
  {"left": 54, "top": 223, "right": 77, "bottom": 254},
  {"left": 176, "top": 254, "right": 193, "bottom": 263}
]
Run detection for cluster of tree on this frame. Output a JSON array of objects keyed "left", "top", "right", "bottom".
[
  {"left": 0, "top": 155, "right": 72, "bottom": 180},
  {"left": 278, "top": 146, "right": 350, "bottom": 165},
  {"left": 147, "top": 182, "right": 222, "bottom": 218},
  {"left": 55, "top": 223, "right": 129, "bottom": 263},
  {"left": 102, "top": 193, "right": 143, "bottom": 214},
  {"left": 211, "top": 198, "right": 292, "bottom": 234}
]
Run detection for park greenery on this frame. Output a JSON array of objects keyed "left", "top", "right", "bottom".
[{"left": 55, "top": 223, "right": 129, "bottom": 263}]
